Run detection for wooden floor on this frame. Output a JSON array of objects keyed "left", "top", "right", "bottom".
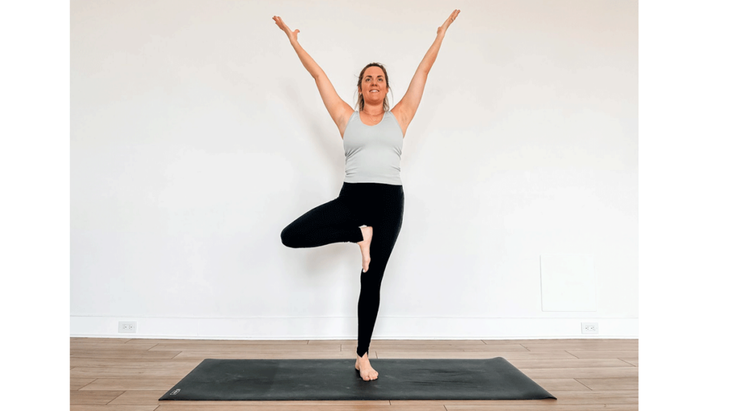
[{"left": 70, "top": 337, "right": 638, "bottom": 410}]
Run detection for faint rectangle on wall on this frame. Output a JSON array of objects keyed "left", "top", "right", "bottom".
[{"left": 540, "top": 253, "right": 596, "bottom": 312}]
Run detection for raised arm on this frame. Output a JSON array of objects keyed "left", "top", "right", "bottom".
[
  {"left": 273, "top": 16, "right": 353, "bottom": 138},
  {"left": 392, "top": 9, "right": 460, "bottom": 136}
]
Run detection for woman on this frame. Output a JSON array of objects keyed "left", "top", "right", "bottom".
[{"left": 274, "top": 9, "right": 460, "bottom": 381}]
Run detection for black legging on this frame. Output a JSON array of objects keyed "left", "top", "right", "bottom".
[{"left": 280, "top": 182, "right": 405, "bottom": 357}]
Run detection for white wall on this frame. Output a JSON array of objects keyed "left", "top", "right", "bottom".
[{"left": 71, "top": 0, "right": 638, "bottom": 339}]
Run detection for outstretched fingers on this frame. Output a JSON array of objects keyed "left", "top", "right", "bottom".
[
  {"left": 439, "top": 9, "right": 461, "bottom": 34},
  {"left": 447, "top": 9, "right": 461, "bottom": 23},
  {"left": 272, "top": 15, "right": 299, "bottom": 41}
]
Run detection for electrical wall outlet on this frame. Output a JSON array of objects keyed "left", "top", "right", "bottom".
[
  {"left": 581, "top": 322, "right": 599, "bottom": 334},
  {"left": 118, "top": 321, "right": 137, "bottom": 333}
]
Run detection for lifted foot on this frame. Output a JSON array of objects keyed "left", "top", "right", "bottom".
[{"left": 358, "top": 226, "right": 372, "bottom": 272}]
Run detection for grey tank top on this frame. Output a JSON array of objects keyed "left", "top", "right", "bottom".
[{"left": 343, "top": 110, "right": 404, "bottom": 185}]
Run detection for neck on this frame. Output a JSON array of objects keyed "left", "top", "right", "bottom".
[{"left": 361, "top": 101, "right": 385, "bottom": 115}]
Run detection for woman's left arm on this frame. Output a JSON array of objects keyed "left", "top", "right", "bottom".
[{"left": 393, "top": 9, "right": 460, "bottom": 135}]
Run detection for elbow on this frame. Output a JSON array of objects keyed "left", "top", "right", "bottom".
[{"left": 312, "top": 70, "right": 326, "bottom": 81}]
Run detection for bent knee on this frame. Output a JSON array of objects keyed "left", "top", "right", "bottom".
[{"left": 280, "top": 226, "right": 298, "bottom": 248}]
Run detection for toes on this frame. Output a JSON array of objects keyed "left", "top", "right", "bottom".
[{"left": 359, "top": 369, "right": 378, "bottom": 381}]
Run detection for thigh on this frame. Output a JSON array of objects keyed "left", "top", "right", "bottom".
[
  {"left": 369, "top": 190, "right": 405, "bottom": 259},
  {"left": 283, "top": 196, "right": 361, "bottom": 235}
]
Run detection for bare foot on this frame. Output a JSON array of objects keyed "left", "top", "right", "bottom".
[
  {"left": 354, "top": 352, "right": 379, "bottom": 381},
  {"left": 357, "top": 226, "right": 372, "bottom": 272}
]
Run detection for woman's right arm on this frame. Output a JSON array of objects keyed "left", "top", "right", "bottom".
[{"left": 273, "top": 16, "right": 353, "bottom": 137}]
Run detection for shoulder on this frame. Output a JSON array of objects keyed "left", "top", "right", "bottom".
[
  {"left": 390, "top": 106, "right": 406, "bottom": 125},
  {"left": 338, "top": 107, "right": 357, "bottom": 138},
  {"left": 388, "top": 107, "right": 408, "bottom": 137}
]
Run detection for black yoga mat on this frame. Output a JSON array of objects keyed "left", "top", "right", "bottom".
[{"left": 159, "top": 357, "right": 556, "bottom": 401}]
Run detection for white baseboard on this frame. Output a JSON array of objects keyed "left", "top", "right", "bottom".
[{"left": 70, "top": 315, "right": 638, "bottom": 340}]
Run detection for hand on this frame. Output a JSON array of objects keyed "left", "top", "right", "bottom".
[
  {"left": 437, "top": 9, "right": 460, "bottom": 37},
  {"left": 272, "top": 15, "right": 300, "bottom": 43}
]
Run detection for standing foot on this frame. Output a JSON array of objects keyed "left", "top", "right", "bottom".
[
  {"left": 354, "top": 352, "right": 379, "bottom": 381},
  {"left": 357, "top": 226, "right": 372, "bottom": 273}
]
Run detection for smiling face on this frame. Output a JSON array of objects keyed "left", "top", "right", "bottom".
[{"left": 358, "top": 65, "right": 389, "bottom": 109}]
